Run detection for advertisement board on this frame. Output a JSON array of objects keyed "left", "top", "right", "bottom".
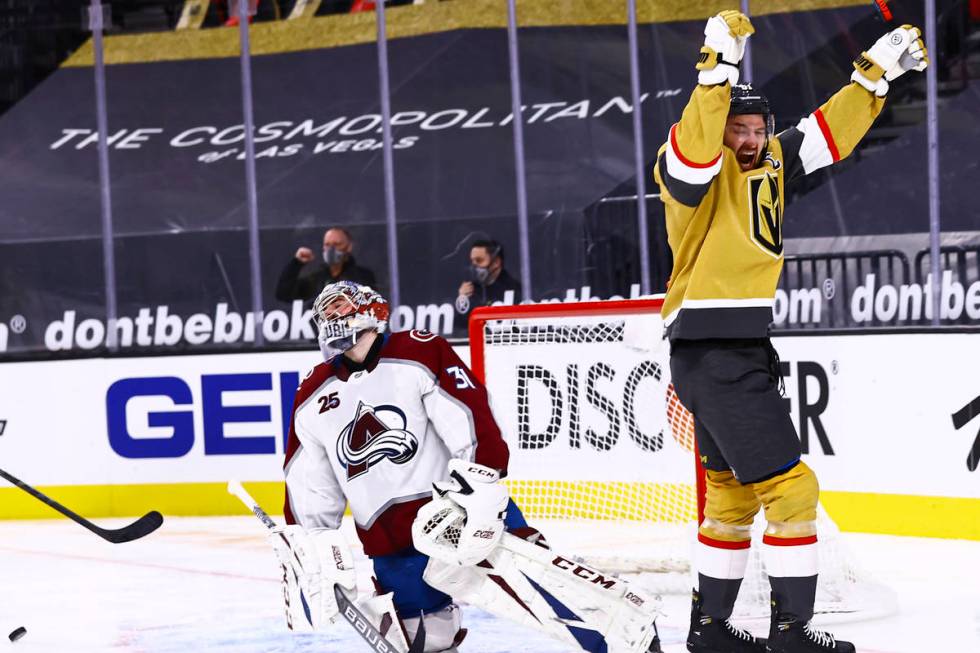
[{"left": 0, "top": 334, "right": 977, "bottom": 538}]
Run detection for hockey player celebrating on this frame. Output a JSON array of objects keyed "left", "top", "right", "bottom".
[
  {"left": 270, "top": 280, "right": 662, "bottom": 653},
  {"left": 653, "top": 10, "right": 928, "bottom": 653}
]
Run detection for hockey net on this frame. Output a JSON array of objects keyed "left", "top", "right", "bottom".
[{"left": 469, "top": 299, "right": 893, "bottom": 621}]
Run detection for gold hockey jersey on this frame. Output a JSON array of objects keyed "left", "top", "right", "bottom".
[{"left": 654, "top": 82, "right": 884, "bottom": 339}]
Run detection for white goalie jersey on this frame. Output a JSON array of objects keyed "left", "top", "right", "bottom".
[{"left": 282, "top": 329, "right": 510, "bottom": 557}]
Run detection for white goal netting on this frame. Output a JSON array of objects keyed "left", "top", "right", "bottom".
[{"left": 472, "top": 300, "right": 894, "bottom": 621}]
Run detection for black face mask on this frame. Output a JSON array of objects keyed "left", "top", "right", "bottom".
[
  {"left": 470, "top": 264, "right": 491, "bottom": 285},
  {"left": 323, "top": 247, "right": 346, "bottom": 266}
]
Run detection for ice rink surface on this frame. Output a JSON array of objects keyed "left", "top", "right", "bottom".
[{"left": 0, "top": 516, "right": 976, "bottom": 653}]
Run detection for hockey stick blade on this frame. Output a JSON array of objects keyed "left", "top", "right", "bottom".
[
  {"left": 0, "top": 467, "right": 163, "bottom": 543},
  {"left": 334, "top": 584, "right": 426, "bottom": 653}
]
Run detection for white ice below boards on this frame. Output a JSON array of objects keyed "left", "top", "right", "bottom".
[{"left": 0, "top": 516, "right": 976, "bottom": 653}]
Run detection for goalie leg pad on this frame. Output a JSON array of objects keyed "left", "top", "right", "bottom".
[
  {"left": 353, "top": 590, "right": 413, "bottom": 652},
  {"left": 422, "top": 534, "right": 661, "bottom": 653},
  {"left": 268, "top": 526, "right": 357, "bottom": 631},
  {"left": 403, "top": 603, "right": 464, "bottom": 653}
]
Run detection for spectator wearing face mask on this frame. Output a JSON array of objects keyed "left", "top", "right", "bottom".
[
  {"left": 455, "top": 239, "right": 522, "bottom": 323},
  {"left": 275, "top": 227, "right": 378, "bottom": 308}
]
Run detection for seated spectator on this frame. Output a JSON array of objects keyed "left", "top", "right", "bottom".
[
  {"left": 455, "top": 239, "right": 522, "bottom": 322},
  {"left": 275, "top": 227, "right": 377, "bottom": 307}
]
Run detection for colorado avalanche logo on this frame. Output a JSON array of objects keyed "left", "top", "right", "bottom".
[{"left": 337, "top": 402, "right": 419, "bottom": 480}]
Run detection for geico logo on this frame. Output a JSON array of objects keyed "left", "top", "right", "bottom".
[
  {"left": 471, "top": 529, "right": 496, "bottom": 539},
  {"left": 552, "top": 556, "right": 617, "bottom": 590},
  {"left": 104, "top": 372, "right": 301, "bottom": 459}
]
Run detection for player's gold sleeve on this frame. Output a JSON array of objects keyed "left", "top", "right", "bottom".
[
  {"left": 653, "top": 84, "right": 729, "bottom": 207},
  {"left": 672, "top": 83, "right": 729, "bottom": 166},
  {"left": 813, "top": 82, "right": 885, "bottom": 160},
  {"left": 778, "top": 82, "right": 884, "bottom": 179}
]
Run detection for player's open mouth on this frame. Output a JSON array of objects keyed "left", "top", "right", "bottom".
[{"left": 737, "top": 150, "right": 757, "bottom": 167}]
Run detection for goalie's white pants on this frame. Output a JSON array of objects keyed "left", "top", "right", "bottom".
[{"left": 422, "top": 534, "right": 660, "bottom": 653}]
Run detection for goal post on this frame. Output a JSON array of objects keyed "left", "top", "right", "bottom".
[{"left": 468, "top": 298, "right": 893, "bottom": 620}]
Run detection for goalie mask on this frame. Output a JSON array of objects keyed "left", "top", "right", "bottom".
[{"left": 313, "top": 281, "right": 389, "bottom": 360}]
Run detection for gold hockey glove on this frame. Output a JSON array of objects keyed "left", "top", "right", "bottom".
[
  {"left": 852, "top": 25, "right": 929, "bottom": 97},
  {"left": 696, "top": 10, "right": 755, "bottom": 87}
]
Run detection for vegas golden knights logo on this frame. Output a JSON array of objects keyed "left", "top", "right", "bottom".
[{"left": 749, "top": 172, "right": 783, "bottom": 256}]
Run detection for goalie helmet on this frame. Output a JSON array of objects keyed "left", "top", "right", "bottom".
[
  {"left": 729, "top": 83, "right": 776, "bottom": 138},
  {"left": 313, "top": 281, "right": 389, "bottom": 360}
]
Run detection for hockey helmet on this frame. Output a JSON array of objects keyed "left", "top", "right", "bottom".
[
  {"left": 313, "top": 280, "right": 389, "bottom": 359},
  {"left": 729, "top": 83, "right": 775, "bottom": 137}
]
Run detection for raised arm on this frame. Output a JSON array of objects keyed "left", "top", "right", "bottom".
[
  {"left": 780, "top": 25, "right": 928, "bottom": 181},
  {"left": 654, "top": 10, "right": 754, "bottom": 207}
]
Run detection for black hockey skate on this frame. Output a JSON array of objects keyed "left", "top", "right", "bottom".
[
  {"left": 766, "top": 602, "right": 855, "bottom": 653},
  {"left": 686, "top": 590, "right": 767, "bottom": 653}
]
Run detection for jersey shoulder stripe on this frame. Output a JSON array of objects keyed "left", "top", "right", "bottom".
[
  {"left": 657, "top": 151, "right": 714, "bottom": 208},
  {"left": 665, "top": 123, "right": 724, "bottom": 186},
  {"left": 378, "top": 329, "right": 448, "bottom": 378},
  {"left": 812, "top": 109, "right": 841, "bottom": 162},
  {"left": 283, "top": 362, "right": 337, "bottom": 468}
]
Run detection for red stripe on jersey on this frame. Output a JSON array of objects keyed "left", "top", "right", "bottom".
[
  {"left": 762, "top": 534, "right": 819, "bottom": 547},
  {"left": 380, "top": 331, "right": 509, "bottom": 472},
  {"left": 698, "top": 533, "right": 751, "bottom": 550},
  {"left": 283, "top": 486, "right": 296, "bottom": 525},
  {"left": 669, "top": 123, "right": 723, "bottom": 169},
  {"left": 355, "top": 497, "right": 431, "bottom": 556},
  {"left": 282, "top": 362, "right": 337, "bottom": 525},
  {"left": 812, "top": 109, "right": 840, "bottom": 162}
]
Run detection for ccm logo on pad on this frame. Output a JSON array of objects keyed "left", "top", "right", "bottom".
[{"left": 552, "top": 556, "right": 618, "bottom": 590}]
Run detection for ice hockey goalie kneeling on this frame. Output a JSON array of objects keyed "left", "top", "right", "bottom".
[{"left": 271, "top": 280, "right": 662, "bottom": 653}]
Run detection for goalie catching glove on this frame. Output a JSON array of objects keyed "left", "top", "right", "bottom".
[
  {"left": 696, "top": 10, "right": 754, "bottom": 86},
  {"left": 268, "top": 525, "right": 357, "bottom": 631},
  {"left": 852, "top": 25, "right": 929, "bottom": 97},
  {"left": 413, "top": 459, "right": 509, "bottom": 566}
]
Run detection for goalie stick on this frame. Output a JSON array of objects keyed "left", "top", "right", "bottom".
[
  {"left": 334, "top": 583, "right": 426, "bottom": 653},
  {"left": 0, "top": 467, "right": 162, "bottom": 544},
  {"left": 226, "top": 480, "right": 426, "bottom": 653}
]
